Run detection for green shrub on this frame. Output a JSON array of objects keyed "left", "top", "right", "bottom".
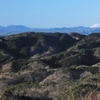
[{"left": 11, "top": 59, "right": 27, "bottom": 72}]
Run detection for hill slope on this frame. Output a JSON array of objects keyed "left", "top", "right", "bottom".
[{"left": 0, "top": 32, "right": 100, "bottom": 100}]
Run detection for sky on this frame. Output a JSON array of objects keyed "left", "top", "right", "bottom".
[{"left": 0, "top": 0, "right": 100, "bottom": 28}]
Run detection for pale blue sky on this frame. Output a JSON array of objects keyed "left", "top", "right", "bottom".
[{"left": 0, "top": 0, "right": 100, "bottom": 28}]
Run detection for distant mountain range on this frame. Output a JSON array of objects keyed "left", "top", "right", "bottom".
[{"left": 1, "top": 25, "right": 100, "bottom": 35}]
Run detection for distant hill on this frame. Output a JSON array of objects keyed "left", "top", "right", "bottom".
[
  {"left": 0, "top": 25, "right": 32, "bottom": 35},
  {"left": 1, "top": 25, "right": 100, "bottom": 35}
]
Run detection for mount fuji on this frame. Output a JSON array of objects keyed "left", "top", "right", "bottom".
[{"left": 89, "top": 23, "right": 100, "bottom": 28}]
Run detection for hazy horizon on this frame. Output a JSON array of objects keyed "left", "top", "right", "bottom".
[{"left": 0, "top": 24, "right": 100, "bottom": 29}]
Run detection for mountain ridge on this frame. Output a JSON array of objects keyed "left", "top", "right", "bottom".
[{"left": 1, "top": 25, "right": 100, "bottom": 35}]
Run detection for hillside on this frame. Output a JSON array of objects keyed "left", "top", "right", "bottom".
[{"left": 0, "top": 32, "right": 100, "bottom": 100}]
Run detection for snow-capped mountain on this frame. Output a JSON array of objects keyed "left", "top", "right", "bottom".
[{"left": 89, "top": 23, "right": 100, "bottom": 28}]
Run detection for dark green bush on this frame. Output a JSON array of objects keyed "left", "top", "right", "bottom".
[{"left": 11, "top": 59, "right": 27, "bottom": 72}]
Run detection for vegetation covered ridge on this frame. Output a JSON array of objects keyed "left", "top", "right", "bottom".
[{"left": 0, "top": 32, "right": 100, "bottom": 100}]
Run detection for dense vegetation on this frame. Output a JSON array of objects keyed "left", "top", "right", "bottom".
[{"left": 0, "top": 32, "right": 100, "bottom": 100}]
